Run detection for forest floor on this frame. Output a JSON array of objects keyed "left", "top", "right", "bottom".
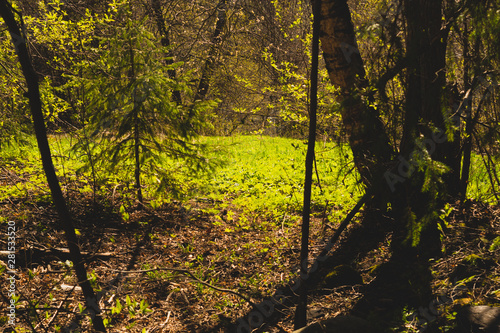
[{"left": 1, "top": 187, "right": 499, "bottom": 332}]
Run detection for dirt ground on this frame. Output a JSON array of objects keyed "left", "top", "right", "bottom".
[{"left": 1, "top": 189, "right": 499, "bottom": 332}]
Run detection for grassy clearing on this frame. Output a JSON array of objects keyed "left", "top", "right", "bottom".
[
  {"left": 196, "top": 135, "right": 361, "bottom": 225},
  {"left": 1, "top": 135, "right": 362, "bottom": 222},
  {"left": 2, "top": 133, "right": 498, "bottom": 224},
  {"left": 1, "top": 134, "right": 498, "bottom": 215}
]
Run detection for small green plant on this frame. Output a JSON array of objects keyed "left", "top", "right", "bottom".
[
  {"left": 123, "top": 295, "right": 152, "bottom": 318},
  {"left": 439, "top": 203, "right": 453, "bottom": 228},
  {"left": 463, "top": 254, "right": 483, "bottom": 266},
  {"left": 88, "top": 270, "right": 99, "bottom": 290},
  {"left": 111, "top": 299, "right": 123, "bottom": 315},
  {"left": 119, "top": 205, "right": 130, "bottom": 221},
  {"left": 103, "top": 317, "right": 112, "bottom": 328},
  {"left": 400, "top": 307, "right": 420, "bottom": 332},
  {"left": 125, "top": 295, "right": 137, "bottom": 318},
  {"left": 139, "top": 299, "right": 152, "bottom": 315},
  {"left": 489, "top": 236, "right": 500, "bottom": 252},
  {"left": 180, "top": 243, "right": 194, "bottom": 254}
]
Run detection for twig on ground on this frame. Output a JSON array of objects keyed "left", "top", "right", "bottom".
[{"left": 105, "top": 266, "right": 257, "bottom": 308}]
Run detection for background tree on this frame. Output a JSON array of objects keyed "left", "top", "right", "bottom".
[{"left": 66, "top": 1, "right": 218, "bottom": 204}]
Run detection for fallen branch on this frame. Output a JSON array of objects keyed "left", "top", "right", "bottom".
[{"left": 106, "top": 266, "right": 257, "bottom": 308}]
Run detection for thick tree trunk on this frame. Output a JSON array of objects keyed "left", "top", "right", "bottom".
[
  {"left": 316, "top": 0, "right": 394, "bottom": 193},
  {"left": 0, "top": 2, "right": 106, "bottom": 331},
  {"left": 388, "top": 0, "right": 454, "bottom": 257},
  {"left": 402, "top": 0, "right": 460, "bottom": 196},
  {"left": 317, "top": 0, "right": 456, "bottom": 259}
]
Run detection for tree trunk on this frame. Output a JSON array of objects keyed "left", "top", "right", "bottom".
[
  {"left": 129, "top": 40, "right": 143, "bottom": 206},
  {"left": 150, "top": 0, "right": 182, "bottom": 105},
  {"left": 134, "top": 110, "right": 143, "bottom": 206},
  {"left": 389, "top": 0, "right": 453, "bottom": 257},
  {"left": 294, "top": 0, "right": 321, "bottom": 328},
  {"left": 402, "top": 0, "right": 459, "bottom": 191},
  {"left": 316, "top": 0, "right": 394, "bottom": 194},
  {"left": 317, "top": 0, "right": 456, "bottom": 257},
  {"left": 0, "top": 2, "right": 106, "bottom": 331},
  {"left": 460, "top": 31, "right": 481, "bottom": 200},
  {"left": 193, "top": 0, "right": 227, "bottom": 103}
]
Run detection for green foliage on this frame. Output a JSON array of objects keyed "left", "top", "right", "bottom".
[
  {"left": 0, "top": 21, "right": 30, "bottom": 144},
  {"left": 23, "top": 0, "right": 101, "bottom": 74},
  {"left": 65, "top": 1, "right": 218, "bottom": 199},
  {"left": 463, "top": 254, "right": 484, "bottom": 266},
  {"left": 111, "top": 299, "right": 122, "bottom": 315},
  {"left": 124, "top": 295, "right": 152, "bottom": 318},
  {"left": 489, "top": 236, "right": 500, "bottom": 252}
]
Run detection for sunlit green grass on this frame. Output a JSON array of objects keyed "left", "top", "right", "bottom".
[
  {"left": 197, "top": 135, "right": 361, "bottom": 220},
  {"left": 1, "top": 134, "right": 498, "bottom": 220}
]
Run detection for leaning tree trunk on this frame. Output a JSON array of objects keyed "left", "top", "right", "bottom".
[
  {"left": 315, "top": 0, "right": 394, "bottom": 194},
  {"left": 0, "top": 1, "right": 106, "bottom": 331}
]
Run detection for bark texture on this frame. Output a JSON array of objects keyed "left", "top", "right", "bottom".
[
  {"left": 403, "top": 0, "right": 460, "bottom": 196},
  {"left": 193, "top": 0, "right": 227, "bottom": 102},
  {"left": 316, "top": 0, "right": 394, "bottom": 191}
]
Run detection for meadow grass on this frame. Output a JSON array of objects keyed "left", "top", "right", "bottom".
[
  {"left": 197, "top": 135, "right": 361, "bottom": 221},
  {"left": 1, "top": 134, "right": 497, "bottom": 217}
]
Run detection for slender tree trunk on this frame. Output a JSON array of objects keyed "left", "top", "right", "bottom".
[
  {"left": 129, "top": 40, "right": 143, "bottom": 206},
  {"left": 193, "top": 0, "right": 227, "bottom": 103},
  {"left": 181, "top": 0, "right": 227, "bottom": 136},
  {"left": 294, "top": 0, "right": 321, "bottom": 329},
  {"left": 0, "top": 2, "right": 106, "bottom": 331},
  {"left": 460, "top": 33, "right": 481, "bottom": 200},
  {"left": 134, "top": 110, "right": 143, "bottom": 206},
  {"left": 150, "top": 0, "right": 182, "bottom": 105}
]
